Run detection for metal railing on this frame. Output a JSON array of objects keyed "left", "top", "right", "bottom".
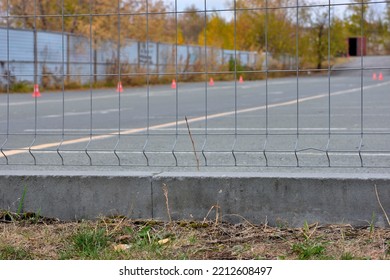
[{"left": 0, "top": 0, "right": 390, "bottom": 169}]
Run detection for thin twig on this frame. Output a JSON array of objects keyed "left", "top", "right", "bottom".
[
  {"left": 185, "top": 116, "right": 200, "bottom": 171},
  {"left": 307, "top": 223, "right": 318, "bottom": 240},
  {"left": 203, "top": 205, "right": 216, "bottom": 224},
  {"left": 206, "top": 233, "right": 264, "bottom": 245},
  {"left": 203, "top": 203, "right": 220, "bottom": 224},
  {"left": 111, "top": 216, "right": 127, "bottom": 235},
  {"left": 215, "top": 203, "right": 220, "bottom": 225},
  {"left": 374, "top": 184, "right": 390, "bottom": 227},
  {"left": 162, "top": 183, "right": 172, "bottom": 223},
  {"left": 222, "top": 213, "right": 256, "bottom": 228},
  {"left": 203, "top": 204, "right": 221, "bottom": 225}
]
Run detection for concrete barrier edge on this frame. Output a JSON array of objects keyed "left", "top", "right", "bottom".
[{"left": 0, "top": 171, "right": 389, "bottom": 227}]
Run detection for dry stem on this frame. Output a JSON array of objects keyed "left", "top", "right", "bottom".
[
  {"left": 185, "top": 116, "right": 200, "bottom": 171},
  {"left": 374, "top": 184, "right": 390, "bottom": 227},
  {"left": 203, "top": 204, "right": 221, "bottom": 225},
  {"left": 162, "top": 183, "right": 172, "bottom": 223}
]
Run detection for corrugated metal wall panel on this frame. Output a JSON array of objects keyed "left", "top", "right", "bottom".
[{"left": 0, "top": 27, "right": 259, "bottom": 87}]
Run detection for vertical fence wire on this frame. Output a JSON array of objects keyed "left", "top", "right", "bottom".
[
  {"left": 294, "top": 0, "right": 300, "bottom": 167},
  {"left": 142, "top": 0, "right": 151, "bottom": 166},
  {"left": 56, "top": 0, "right": 65, "bottom": 165},
  {"left": 85, "top": 0, "right": 93, "bottom": 165},
  {"left": 172, "top": 0, "right": 179, "bottom": 166},
  {"left": 231, "top": 0, "right": 238, "bottom": 166},
  {"left": 326, "top": 0, "right": 332, "bottom": 167},
  {"left": 201, "top": 0, "right": 208, "bottom": 166},
  {"left": 263, "top": 0, "right": 269, "bottom": 167},
  {"left": 28, "top": 0, "right": 38, "bottom": 165},
  {"left": 358, "top": 0, "right": 365, "bottom": 167},
  {"left": 0, "top": 0, "right": 10, "bottom": 163},
  {"left": 114, "top": 0, "right": 122, "bottom": 165}
]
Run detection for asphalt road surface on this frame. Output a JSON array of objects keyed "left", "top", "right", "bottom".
[{"left": 1, "top": 56, "right": 390, "bottom": 171}]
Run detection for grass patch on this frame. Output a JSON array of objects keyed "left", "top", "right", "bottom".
[
  {"left": 340, "top": 252, "right": 357, "bottom": 260},
  {"left": 61, "top": 226, "right": 110, "bottom": 259},
  {"left": 9, "top": 81, "right": 33, "bottom": 93},
  {"left": 291, "top": 240, "right": 329, "bottom": 260},
  {"left": 1, "top": 212, "right": 390, "bottom": 260},
  {"left": 0, "top": 245, "right": 34, "bottom": 260},
  {"left": 17, "top": 186, "right": 27, "bottom": 215}
]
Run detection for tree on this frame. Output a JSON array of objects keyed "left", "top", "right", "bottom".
[
  {"left": 2, "top": 0, "right": 175, "bottom": 45},
  {"left": 178, "top": 5, "right": 204, "bottom": 45},
  {"left": 297, "top": 7, "right": 331, "bottom": 69},
  {"left": 235, "top": 5, "right": 264, "bottom": 51},
  {"left": 198, "top": 14, "right": 234, "bottom": 49},
  {"left": 311, "top": 9, "right": 329, "bottom": 69},
  {"left": 345, "top": 0, "right": 371, "bottom": 37},
  {"left": 345, "top": 0, "right": 390, "bottom": 54},
  {"left": 234, "top": 0, "right": 296, "bottom": 55},
  {"left": 386, "top": 2, "right": 390, "bottom": 52},
  {"left": 330, "top": 18, "right": 348, "bottom": 57},
  {"left": 387, "top": 2, "right": 390, "bottom": 25}
]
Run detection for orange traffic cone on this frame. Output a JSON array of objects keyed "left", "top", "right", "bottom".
[
  {"left": 239, "top": 75, "right": 244, "bottom": 83},
  {"left": 378, "top": 72, "right": 383, "bottom": 81},
  {"left": 372, "top": 73, "right": 377, "bottom": 80},
  {"left": 171, "top": 79, "right": 176, "bottom": 89},
  {"left": 116, "top": 81, "right": 123, "bottom": 93},
  {"left": 209, "top": 77, "right": 214, "bottom": 86},
  {"left": 32, "top": 84, "right": 41, "bottom": 98}
]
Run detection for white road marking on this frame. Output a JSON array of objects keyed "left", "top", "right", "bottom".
[
  {"left": 42, "top": 108, "right": 123, "bottom": 118},
  {"left": 2, "top": 80, "right": 390, "bottom": 158}
]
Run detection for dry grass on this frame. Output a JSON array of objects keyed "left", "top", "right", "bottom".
[{"left": 1, "top": 211, "right": 389, "bottom": 260}]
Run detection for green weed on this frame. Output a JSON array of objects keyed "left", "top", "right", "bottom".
[
  {"left": 340, "top": 252, "right": 355, "bottom": 260},
  {"left": 0, "top": 245, "right": 33, "bottom": 260},
  {"left": 62, "top": 226, "right": 110, "bottom": 259},
  {"left": 189, "top": 235, "right": 197, "bottom": 244},
  {"left": 17, "top": 186, "right": 27, "bottom": 215},
  {"left": 9, "top": 81, "right": 33, "bottom": 93},
  {"left": 291, "top": 240, "right": 328, "bottom": 260},
  {"left": 369, "top": 212, "right": 376, "bottom": 237},
  {"left": 302, "top": 221, "right": 311, "bottom": 240}
]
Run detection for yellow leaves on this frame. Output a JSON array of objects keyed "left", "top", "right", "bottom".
[
  {"left": 177, "top": 28, "right": 185, "bottom": 45},
  {"left": 198, "top": 15, "right": 234, "bottom": 49},
  {"left": 4, "top": 0, "right": 355, "bottom": 62}
]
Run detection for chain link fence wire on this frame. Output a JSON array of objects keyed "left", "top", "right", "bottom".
[{"left": 0, "top": 0, "right": 390, "bottom": 168}]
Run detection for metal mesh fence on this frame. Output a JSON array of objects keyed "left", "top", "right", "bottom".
[{"left": 0, "top": 0, "right": 390, "bottom": 168}]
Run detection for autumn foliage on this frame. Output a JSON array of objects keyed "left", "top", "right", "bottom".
[{"left": 2, "top": 0, "right": 390, "bottom": 71}]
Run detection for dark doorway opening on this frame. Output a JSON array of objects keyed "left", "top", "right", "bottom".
[{"left": 349, "top": 38, "right": 357, "bottom": 56}]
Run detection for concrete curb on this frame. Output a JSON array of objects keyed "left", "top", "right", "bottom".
[{"left": 1, "top": 171, "right": 389, "bottom": 227}]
